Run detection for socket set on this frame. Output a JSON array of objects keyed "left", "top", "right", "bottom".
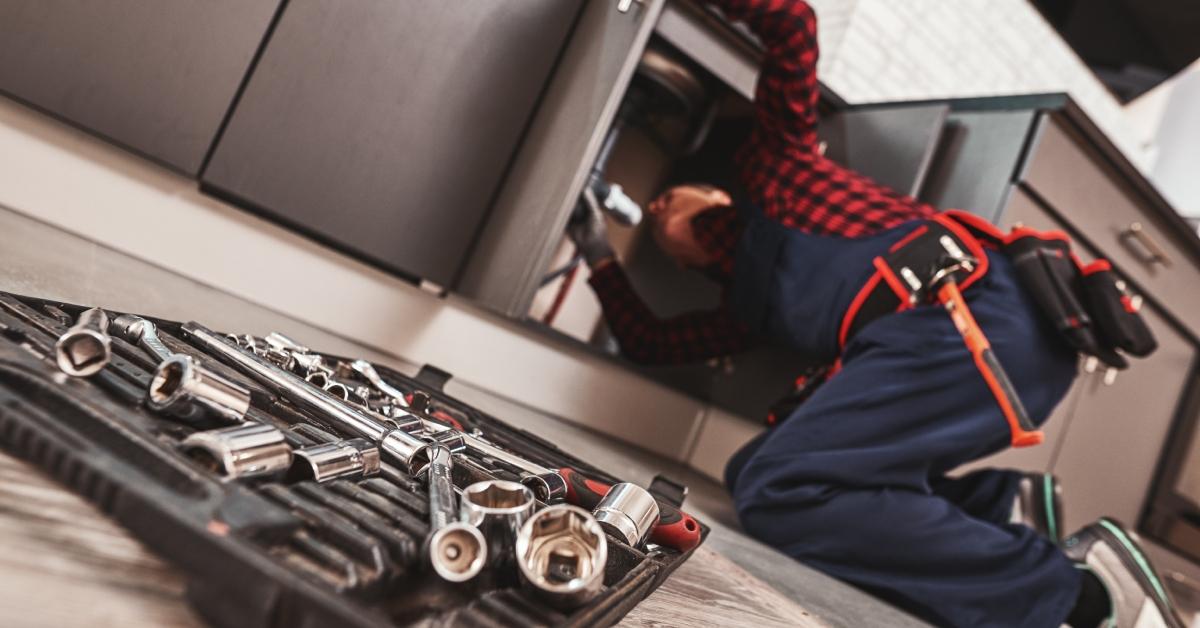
[{"left": 0, "top": 291, "right": 707, "bottom": 627}]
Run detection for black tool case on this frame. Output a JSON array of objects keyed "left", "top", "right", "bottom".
[{"left": 0, "top": 291, "right": 707, "bottom": 627}]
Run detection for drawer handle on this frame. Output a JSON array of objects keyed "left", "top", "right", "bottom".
[
  {"left": 1119, "top": 222, "right": 1173, "bottom": 268},
  {"left": 617, "top": 0, "right": 644, "bottom": 13}
]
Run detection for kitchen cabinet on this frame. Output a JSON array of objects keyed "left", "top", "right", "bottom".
[
  {"left": 1145, "top": 367, "right": 1200, "bottom": 564},
  {"left": 946, "top": 100, "right": 1200, "bottom": 542},
  {"left": 994, "top": 186, "right": 1197, "bottom": 532},
  {"left": 1023, "top": 117, "right": 1200, "bottom": 335},
  {"left": 920, "top": 108, "right": 1042, "bottom": 223},
  {"left": 1051, "top": 309, "right": 1193, "bottom": 530},
  {"left": 0, "top": 0, "right": 280, "bottom": 174},
  {"left": 204, "top": 0, "right": 583, "bottom": 286}
]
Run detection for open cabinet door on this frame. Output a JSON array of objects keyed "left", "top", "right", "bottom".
[{"left": 457, "top": 0, "right": 666, "bottom": 316}]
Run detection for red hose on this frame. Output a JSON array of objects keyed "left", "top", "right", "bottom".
[{"left": 542, "top": 262, "right": 580, "bottom": 326}]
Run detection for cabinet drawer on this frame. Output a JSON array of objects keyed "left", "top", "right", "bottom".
[{"left": 1022, "top": 116, "right": 1200, "bottom": 336}]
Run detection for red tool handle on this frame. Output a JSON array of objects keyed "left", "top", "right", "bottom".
[
  {"left": 937, "top": 280, "right": 1044, "bottom": 448},
  {"left": 560, "top": 467, "right": 702, "bottom": 552}
]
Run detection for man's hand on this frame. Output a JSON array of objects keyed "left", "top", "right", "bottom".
[{"left": 566, "top": 201, "right": 615, "bottom": 268}]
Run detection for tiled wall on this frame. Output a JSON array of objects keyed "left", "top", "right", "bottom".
[{"left": 807, "top": 0, "right": 1151, "bottom": 170}]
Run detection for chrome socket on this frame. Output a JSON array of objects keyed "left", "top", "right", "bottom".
[
  {"left": 380, "top": 429, "right": 433, "bottom": 476},
  {"left": 516, "top": 505, "right": 608, "bottom": 609},
  {"left": 148, "top": 355, "right": 251, "bottom": 423},
  {"left": 461, "top": 480, "right": 535, "bottom": 565},
  {"left": 181, "top": 423, "right": 292, "bottom": 478},
  {"left": 54, "top": 307, "right": 112, "bottom": 377},
  {"left": 593, "top": 483, "right": 660, "bottom": 547},
  {"left": 425, "top": 445, "right": 486, "bottom": 582},
  {"left": 288, "top": 438, "right": 380, "bottom": 482},
  {"left": 429, "top": 523, "right": 487, "bottom": 583},
  {"left": 521, "top": 471, "right": 568, "bottom": 504}
]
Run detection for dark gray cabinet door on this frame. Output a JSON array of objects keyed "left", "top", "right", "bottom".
[
  {"left": 203, "top": 0, "right": 583, "bottom": 286},
  {"left": 0, "top": 0, "right": 281, "bottom": 174}
]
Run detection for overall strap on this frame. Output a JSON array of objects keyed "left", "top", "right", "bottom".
[{"left": 730, "top": 205, "right": 789, "bottom": 335}]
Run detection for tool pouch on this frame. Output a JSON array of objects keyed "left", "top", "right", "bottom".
[
  {"left": 1079, "top": 260, "right": 1157, "bottom": 357},
  {"left": 1002, "top": 228, "right": 1154, "bottom": 368}
]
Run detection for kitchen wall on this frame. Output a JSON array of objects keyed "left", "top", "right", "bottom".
[
  {"left": 1146, "top": 66, "right": 1200, "bottom": 220},
  {"left": 807, "top": 0, "right": 1152, "bottom": 170}
]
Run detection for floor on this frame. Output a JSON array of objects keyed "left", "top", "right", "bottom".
[{"left": 0, "top": 206, "right": 927, "bottom": 627}]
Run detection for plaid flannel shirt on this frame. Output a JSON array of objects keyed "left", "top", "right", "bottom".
[{"left": 590, "top": 0, "right": 937, "bottom": 365}]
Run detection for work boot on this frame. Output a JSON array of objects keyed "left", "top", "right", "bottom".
[
  {"left": 1010, "top": 471, "right": 1063, "bottom": 542},
  {"left": 1062, "top": 518, "right": 1185, "bottom": 628}
]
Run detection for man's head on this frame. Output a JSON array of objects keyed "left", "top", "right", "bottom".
[{"left": 647, "top": 183, "right": 732, "bottom": 268}]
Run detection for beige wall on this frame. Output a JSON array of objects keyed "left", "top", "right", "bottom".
[{"left": 807, "top": 0, "right": 1152, "bottom": 170}]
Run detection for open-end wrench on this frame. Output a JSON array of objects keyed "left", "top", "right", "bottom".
[
  {"left": 109, "top": 314, "right": 173, "bottom": 363},
  {"left": 108, "top": 314, "right": 250, "bottom": 422},
  {"left": 350, "top": 359, "right": 410, "bottom": 408}
]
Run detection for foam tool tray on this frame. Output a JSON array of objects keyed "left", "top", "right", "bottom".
[{"left": 0, "top": 291, "right": 708, "bottom": 627}]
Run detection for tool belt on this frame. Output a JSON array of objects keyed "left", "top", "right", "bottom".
[
  {"left": 841, "top": 210, "right": 1157, "bottom": 367},
  {"left": 767, "top": 210, "right": 1157, "bottom": 427}
]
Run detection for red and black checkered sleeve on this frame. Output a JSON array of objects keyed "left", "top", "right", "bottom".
[
  {"left": 715, "top": 0, "right": 821, "bottom": 150},
  {"left": 714, "top": 0, "right": 938, "bottom": 237},
  {"left": 588, "top": 263, "right": 749, "bottom": 365}
]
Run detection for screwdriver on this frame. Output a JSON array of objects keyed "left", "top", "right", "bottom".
[{"left": 559, "top": 467, "right": 702, "bottom": 552}]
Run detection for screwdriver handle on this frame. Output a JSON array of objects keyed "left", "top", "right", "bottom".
[{"left": 560, "top": 467, "right": 702, "bottom": 552}]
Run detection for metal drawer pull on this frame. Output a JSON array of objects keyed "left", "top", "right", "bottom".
[
  {"left": 617, "top": 0, "right": 643, "bottom": 13},
  {"left": 1120, "top": 222, "right": 1173, "bottom": 268}
]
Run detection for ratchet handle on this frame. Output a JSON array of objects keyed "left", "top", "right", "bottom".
[
  {"left": 561, "top": 466, "right": 611, "bottom": 509},
  {"left": 651, "top": 503, "right": 702, "bottom": 552},
  {"left": 560, "top": 467, "right": 702, "bottom": 552}
]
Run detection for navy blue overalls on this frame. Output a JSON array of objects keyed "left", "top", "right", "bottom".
[{"left": 724, "top": 207, "right": 1082, "bottom": 627}]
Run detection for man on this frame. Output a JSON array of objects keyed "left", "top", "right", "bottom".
[{"left": 568, "top": 1, "right": 1184, "bottom": 626}]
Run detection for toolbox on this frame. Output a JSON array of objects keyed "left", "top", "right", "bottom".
[{"left": 0, "top": 290, "right": 707, "bottom": 627}]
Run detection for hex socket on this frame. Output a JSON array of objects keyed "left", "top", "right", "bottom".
[
  {"left": 516, "top": 505, "right": 608, "bottom": 609},
  {"left": 54, "top": 308, "right": 112, "bottom": 377},
  {"left": 593, "top": 483, "right": 660, "bottom": 547},
  {"left": 149, "top": 355, "right": 251, "bottom": 423},
  {"left": 288, "top": 438, "right": 381, "bottom": 482},
  {"left": 181, "top": 423, "right": 292, "bottom": 478},
  {"left": 461, "top": 480, "right": 535, "bottom": 565},
  {"left": 429, "top": 523, "right": 487, "bottom": 583}
]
